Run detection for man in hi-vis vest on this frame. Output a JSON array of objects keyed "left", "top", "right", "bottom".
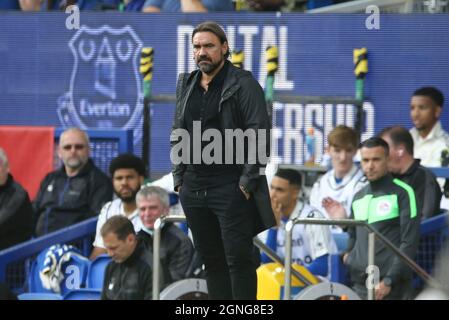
[{"left": 343, "top": 137, "right": 420, "bottom": 300}]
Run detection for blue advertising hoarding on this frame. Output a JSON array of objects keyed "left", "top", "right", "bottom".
[{"left": 0, "top": 12, "right": 448, "bottom": 176}]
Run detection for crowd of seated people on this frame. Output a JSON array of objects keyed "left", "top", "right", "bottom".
[{"left": 1, "top": 84, "right": 449, "bottom": 299}]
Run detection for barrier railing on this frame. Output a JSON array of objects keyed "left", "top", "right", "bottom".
[
  {"left": 428, "top": 167, "right": 449, "bottom": 178},
  {"left": 152, "top": 215, "right": 319, "bottom": 300},
  {"left": 0, "top": 217, "right": 97, "bottom": 293},
  {"left": 283, "top": 217, "right": 442, "bottom": 301}
]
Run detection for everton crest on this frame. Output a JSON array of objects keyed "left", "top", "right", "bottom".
[{"left": 58, "top": 25, "right": 143, "bottom": 142}]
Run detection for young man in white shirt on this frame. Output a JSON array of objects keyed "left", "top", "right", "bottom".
[
  {"left": 309, "top": 125, "right": 366, "bottom": 232},
  {"left": 262, "top": 169, "right": 336, "bottom": 278},
  {"left": 409, "top": 86, "right": 449, "bottom": 168},
  {"left": 410, "top": 87, "right": 449, "bottom": 209},
  {"left": 90, "top": 154, "right": 145, "bottom": 260}
]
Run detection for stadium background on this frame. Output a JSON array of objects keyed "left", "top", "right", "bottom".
[{"left": 0, "top": 12, "right": 448, "bottom": 179}]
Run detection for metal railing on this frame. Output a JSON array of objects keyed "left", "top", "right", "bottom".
[
  {"left": 0, "top": 217, "right": 97, "bottom": 292},
  {"left": 152, "top": 215, "right": 318, "bottom": 300},
  {"left": 283, "top": 218, "right": 440, "bottom": 300},
  {"left": 152, "top": 215, "right": 188, "bottom": 300}
]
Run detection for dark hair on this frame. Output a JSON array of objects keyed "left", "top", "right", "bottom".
[
  {"left": 109, "top": 153, "right": 145, "bottom": 177},
  {"left": 192, "top": 21, "right": 230, "bottom": 59},
  {"left": 360, "top": 137, "right": 389, "bottom": 156},
  {"left": 100, "top": 216, "right": 135, "bottom": 241},
  {"left": 413, "top": 87, "right": 444, "bottom": 107},
  {"left": 328, "top": 125, "right": 359, "bottom": 150},
  {"left": 275, "top": 169, "right": 302, "bottom": 189},
  {"left": 378, "top": 126, "right": 414, "bottom": 156}
]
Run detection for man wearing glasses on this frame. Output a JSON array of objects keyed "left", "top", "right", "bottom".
[{"left": 33, "top": 128, "right": 113, "bottom": 236}]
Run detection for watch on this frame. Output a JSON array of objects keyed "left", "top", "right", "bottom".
[{"left": 383, "top": 277, "right": 392, "bottom": 287}]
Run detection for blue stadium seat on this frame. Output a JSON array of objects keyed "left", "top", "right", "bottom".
[
  {"left": 330, "top": 254, "right": 349, "bottom": 284},
  {"left": 87, "top": 254, "right": 111, "bottom": 289},
  {"left": 18, "top": 293, "right": 63, "bottom": 300},
  {"left": 29, "top": 247, "right": 91, "bottom": 295},
  {"left": 28, "top": 258, "right": 54, "bottom": 294},
  {"left": 60, "top": 255, "right": 91, "bottom": 295},
  {"left": 63, "top": 289, "right": 101, "bottom": 300},
  {"left": 333, "top": 233, "right": 349, "bottom": 252}
]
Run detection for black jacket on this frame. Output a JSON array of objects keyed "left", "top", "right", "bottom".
[
  {"left": 393, "top": 159, "right": 442, "bottom": 220},
  {"left": 171, "top": 62, "right": 276, "bottom": 235},
  {"left": 33, "top": 159, "right": 112, "bottom": 236},
  {"left": 137, "top": 223, "right": 194, "bottom": 286},
  {"left": 101, "top": 240, "right": 152, "bottom": 300},
  {"left": 0, "top": 174, "right": 33, "bottom": 250},
  {"left": 346, "top": 174, "right": 420, "bottom": 288}
]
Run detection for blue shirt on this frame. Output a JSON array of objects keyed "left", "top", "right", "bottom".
[{"left": 143, "top": 0, "right": 234, "bottom": 12}]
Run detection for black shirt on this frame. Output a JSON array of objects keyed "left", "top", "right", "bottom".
[
  {"left": 0, "top": 174, "right": 33, "bottom": 250},
  {"left": 101, "top": 240, "right": 153, "bottom": 300},
  {"left": 392, "top": 159, "right": 442, "bottom": 220},
  {"left": 183, "top": 61, "right": 240, "bottom": 190}
]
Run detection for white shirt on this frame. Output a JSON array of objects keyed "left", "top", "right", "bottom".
[
  {"left": 410, "top": 121, "right": 449, "bottom": 168},
  {"left": 275, "top": 202, "right": 337, "bottom": 269},
  {"left": 309, "top": 165, "right": 366, "bottom": 232},
  {"left": 93, "top": 198, "right": 142, "bottom": 248},
  {"left": 148, "top": 172, "right": 174, "bottom": 192}
]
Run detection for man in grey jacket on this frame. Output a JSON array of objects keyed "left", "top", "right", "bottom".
[{"left": 171, "top": 21, "right": 275, "bottom": 299}]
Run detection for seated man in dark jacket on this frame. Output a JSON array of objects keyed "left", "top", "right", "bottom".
[
  {"left": 344, "top": 137, "right": 420, "bottom": 300},
  {"left": 101, "top": 215, "right": 153, "bottom": 300},
  {"left": 33, "top": 128, "right": 113, "bottom": 236},
  {"left": 379, "top": 126, "right": 442, "bottom": 219},
  {"left": 0, "top": 148, "right": 33, "bottom": 250},
  {"left": 136, "top": 186, "right": 196, "bottom": 287}
]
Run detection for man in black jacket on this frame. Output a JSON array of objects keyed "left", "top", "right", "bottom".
[
  {"left": 344, "top": 137, "right": 420, "bottom": 300},
  {"left": 379, "top": 125, "right": 442, "bottom": 220},
  {"left": 171, "top": 21, "right": 275, "bottom": 299},
  {"left": 0, "top": 148, "right": 33, "bottom": 250},
  {"left": 101, "top": 215, "right": 152, "bottom": 300},
  {"left": 136, "top": 185, "right": 195, "bottom": 287},
  {"left": 33, "top": 128, "right": 113, "bottom": 236}
]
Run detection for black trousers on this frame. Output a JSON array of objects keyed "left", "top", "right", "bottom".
[{"left": 179, "top": 182, "right": 258, "bottom": 300}]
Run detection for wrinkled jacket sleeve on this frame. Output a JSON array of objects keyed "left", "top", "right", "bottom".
[
  {"left": 32, "top": 173, "right": 53, "bottom": 229},
  {"left": 385, "top": 189, "right": 420, "bottom": 285},
  {"left": 421, "top": 169, "right": 442, "bottom": 219},
  {"left": 170, "top": 73, "right": 188, "bottom": 192},
  {"left": 237, "top": 76, "right": 271, "bottom": 193},
  {"left": 168, "top": 236, "right": 194, "bottom": 282},
  {"left": 0, "top": 187, "right": 28, "bottom": 227},
  {"left": 142, "top": 266, "right": 154, "bottom": 300}
]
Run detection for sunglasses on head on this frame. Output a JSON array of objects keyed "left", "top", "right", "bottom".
[{"left": 62, "top": 144, "right": 85, "bottom": 151}]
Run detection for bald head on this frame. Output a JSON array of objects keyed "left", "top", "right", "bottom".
[{"left": 58, "top": 128, "right": 90, "bottom": 176}]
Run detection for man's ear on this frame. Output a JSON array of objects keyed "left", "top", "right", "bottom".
[
  {"left": 127, "top": 233, "right": 135, "bottom": 243},
  {"left": 398, "top": 148, "right": 404, "bottom": 157}
]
